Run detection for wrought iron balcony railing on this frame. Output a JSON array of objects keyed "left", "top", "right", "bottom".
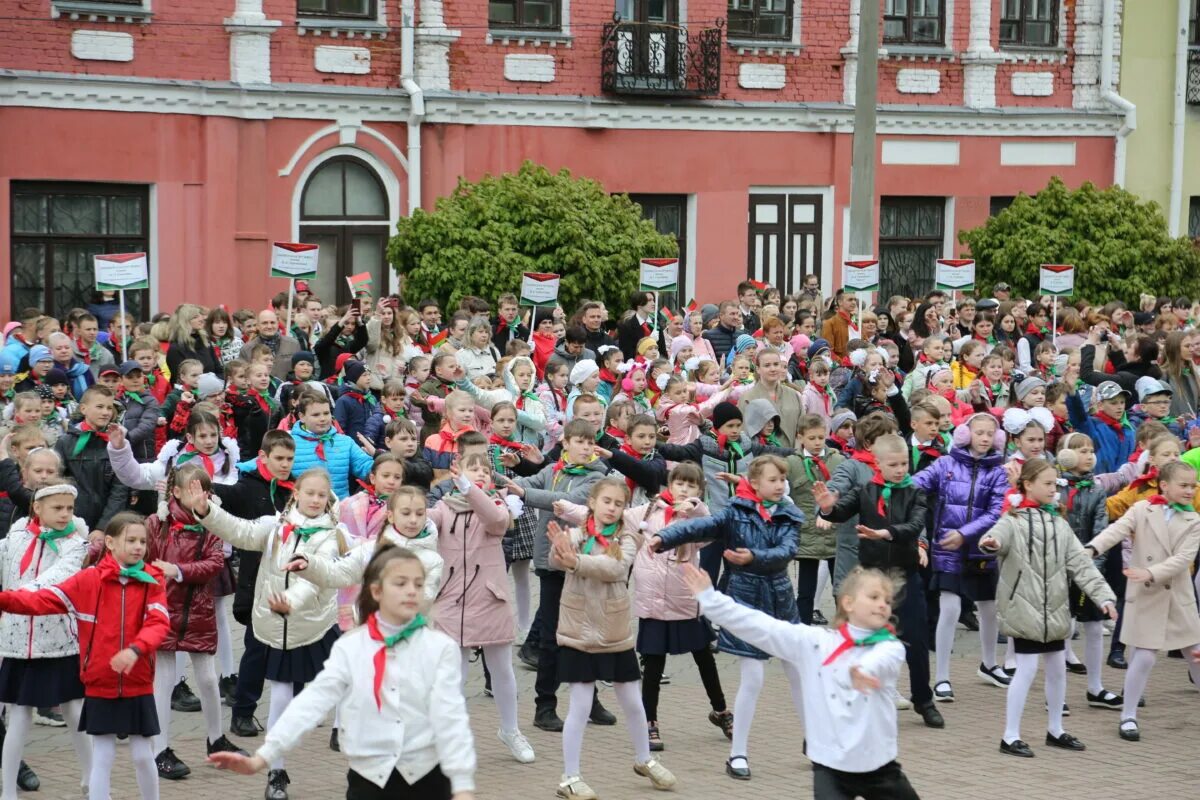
[
  {"left": 1188, "top": 49, "right": 1200, "bottom": 104},
  {"left": 600, "top": 18, "right": 723, "bottom": 97}
]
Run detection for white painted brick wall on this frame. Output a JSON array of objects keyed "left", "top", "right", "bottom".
[
  {"left": 1011, "top": 71, "right": 1054, "bottom": 96},
  {"left": 963, "top": 63, "right": 996, "bottom": 109},
  {"left": 967, "top": 0, "right": 993, "bottom": 52},
  {"left": 315, "top": 46, "right": 371, "bottom": 74},
  {"left": 739, "top": 63, "right": 786, "bottom": 90},
  {"left": 229, "top": 31, "right": 272, "bottom": 84},
  {"left": 71, "top": 30, "right": 133, "bottom": 62},
  {"left": 504, "top": 54, "right": 555, "bottom": 82},
  {"left": 416, "top": 41, "right": 451, "bottom": 90},
  {"left": 896, "top": 69, "right": 940, "bottom": 94}
]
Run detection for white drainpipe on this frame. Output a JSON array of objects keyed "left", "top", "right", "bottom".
[
  {"left": 1100, "top": 0, "right": 1137, "bottom": 187},
  {"left": 1169, "top": 0, "right": 1189, "bottom": 236},
  {"left": 401, "top": 0, "right": 424, "bottom": 217}
]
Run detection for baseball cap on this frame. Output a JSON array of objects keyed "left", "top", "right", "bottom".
[
  {"left": 993, "top": 282, "right": 1012, "bottom": 293},
  {"left": 118, "top": 360, "right": 144, "bottom": 376},
  {"left": 1133, "top": 311, "right": 1155, "bottom": 326},
  {"left": 975, "top": 298, "right": 1000, "bottom": 313},
  {"left": 99, "top": 367, "right": 120, "bottom": 378},
  {"left": 295, "top": 280, "right": 310, "bottom": 292},
  {"left": 1135, "top": 376, "right": 1173, "bottom": 402},
  {"left": 0, "top": 363, "right": 14, "bottom": 377},
  {"left": 1095, "top": 381, "right": 1131, "bottom": 402}
]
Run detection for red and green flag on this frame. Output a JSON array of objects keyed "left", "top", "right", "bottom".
[{"left": 346, "top": 272, "right": 373, "bottom": 298}]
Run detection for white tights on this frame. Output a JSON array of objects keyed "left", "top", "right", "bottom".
[
  {"left": 2, "top": 700, "right": 89, "bottom": 800},
  {"left": 1081, "top": 621, "right": 1106, "bottom": 694},
  {"left": 934, "top": 592, "right": 960, "bottom": 683},
  {"left": 729, "top": 657, "right": 804, "bottom": 765},
  {"left": 460, "top": 645, "right": 519, "bottom": 732},
  {"left": 90, "top": 733, "right": 158, "bottom": 800},
  {"left": 1003, "top": 649, "right": 1067, "bottom": 743},
  {"left": 214, "top": 595, "right": 235, "bottom": 677},
  {"left": 266, "top": 681, "right": 295, "bottom": 770},
  {"left": 561, "top": 681, "right": 648, "bottom": 776},
  {"left": 510, "top": 560, "right": 532, "bottom": 633},
  {"left": 1122, "top": 644, "right": 1200, "bottom": 721},
  {"left": 153, "top": 650, "right": 222, "bottom": 753},
  {"left": 814, "top": 559, "right": 831, "bottom": 611}
]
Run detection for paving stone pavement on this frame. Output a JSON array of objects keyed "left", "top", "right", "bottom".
[{"left": 17, "top": 592, "right": 1200, "bottom": 799}]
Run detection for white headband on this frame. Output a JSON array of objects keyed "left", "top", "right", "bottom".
[{"left": 34, "top": 484, "right": 77, "bottom": 501}]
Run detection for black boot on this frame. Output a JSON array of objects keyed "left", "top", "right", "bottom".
[
  {"left": 265, "top": 769, "right": 290, "bottom": 800},
  {"left": 589, "top": 696, "right": 616, "bottom": 725},
  {"left": 534, "top": 706, "right": 563, "bottom": 732},
  {"left": 171, "top": 679, "right": 201, "bottom": 712}
]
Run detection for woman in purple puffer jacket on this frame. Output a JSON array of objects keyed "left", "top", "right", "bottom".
[{"left": 913, "top": 413, "right": 1009, "bottom": 702}]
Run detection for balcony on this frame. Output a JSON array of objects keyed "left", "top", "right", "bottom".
[
  {"left": 600, "top": 19, "right": 723, "bottom": 97},
  {"left": 1189, "top": 49, "right": 1200, "bottom": 104}
]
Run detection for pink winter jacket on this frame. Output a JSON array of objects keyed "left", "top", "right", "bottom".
[
  {"left": 558, "top": 496, "right": 708, "bottom": 621},
  {"left": 657, "top": 387, "right": 731, "bottom": 445},
  {"left": 430, "top": 483, "right": 515, "bottom": 647}
]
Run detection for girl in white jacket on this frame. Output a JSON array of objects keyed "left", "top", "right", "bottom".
[
  {"left": 208, "top": 546, "right": 476, "bottom": 800},
  {"left": 0, "top": 483, "right": 92, "bottom": 800},
  {"left": 178, "top": 466, "right": 345, "bottom": 800}
]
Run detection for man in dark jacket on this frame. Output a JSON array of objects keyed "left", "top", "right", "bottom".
[
  {"left": 546, "top": 327, "right": 596, "bottom": 388},
  {"left": 314, "top": 306, "right": 369, "bottom": 380},
  {"left": 818, "top": 433, "right": 941, "bottom": 729},
  {"left": 54, "top": 386, "right": 129, "bottom": 532},
  {"left": 576, "top": 301, "right": 616, "bottom": 354},
  {"left": 492, "top": 293, "right": 530, "bottom": 350},
  {"left": 703, "top": 301, "right": 746, "bottom": 363},
  {"left": 213, "top": 431, "right": 295, "bottom": 737},
  {"left": 616, "top": 291, "right": 656, "bottom": 359}
]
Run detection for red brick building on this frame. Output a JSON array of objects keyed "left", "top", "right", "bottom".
[{"left": 0, "top": 0, "right": 1130, "bottom": 317}]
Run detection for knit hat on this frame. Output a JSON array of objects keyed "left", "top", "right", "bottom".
[
  {"left": 1014, "top": 376, "right": 1047, "bottom": 402},
  {"left": 45, "top": 367, "right": 69, "bottom": 386},
  {"left": 830, "top": 409, "right": 857, "bottom": 433},
  {"left": 700, "top": 304, "right": 720, "bottom": 328},
  {"left": 2, "top": 322, "right": 21, "bottom": 339},
  {"left": 669, "top": 335, "right": 692, "bottom": 361},
  {"left": 343, "top": 359, "right": 368, "bottom": 385},
  {"left": 292, "top": 351, "right": 316, "bottom": 368},
  {"left": 333, "top": 352, "right": 355, "bottom": 376},
  {"left": 28, "top": 345, "right": 52, "bottom": 365},
  {"left": 569, "top": 359, "right": 599, "bottom": 386},
  {"left": 807, "top": 338, "right": 831, "bottom": 360},
  {"left": 711, "top": 401, "right": 743, "bottom": 432},
  {"left": 790, "top": 333, "right": 812, "bottom": 356},
  {"left": 196, "top": 373, "right": 225, "bottom": 400},
  {"left": 637, "top": 337, "right": 658, "bottom": 357},
  {"left": 34, "top": 384, "right": 53, "bottom": 401}
]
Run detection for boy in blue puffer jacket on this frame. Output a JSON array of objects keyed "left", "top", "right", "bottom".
[
  {"left": 1067, "top": 380, "right": 1135, "bottom": 474},
  {"left": 287, "top": 389, "right": 372, "bottom": 498},
  {"left": 332, "top": 360, "right": 376, "bottom": 444}
]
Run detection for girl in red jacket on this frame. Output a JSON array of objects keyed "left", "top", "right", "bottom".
[
  {"left": 145, "top": 463, "right": 246, "bottom": 782},
  {"left": 0, "top": 510, "right": 170, "bottom": 800}
]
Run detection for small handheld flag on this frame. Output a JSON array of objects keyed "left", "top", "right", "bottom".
[{"left": 347, "top": 272, "right": 374, "bottom": 298}]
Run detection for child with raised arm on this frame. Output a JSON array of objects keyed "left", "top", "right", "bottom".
[
  {"left": 1085, "top": 460, "right": 1200, "bottom": 743},
  {"left": 682, "top": 562, "right": 918, "bottom": 799},
  {"left": 978, "top": 459, "right": 1117, "bottom": 758},
  {"left": 209, "top": 546, "right": 475, "bottom": 800}
]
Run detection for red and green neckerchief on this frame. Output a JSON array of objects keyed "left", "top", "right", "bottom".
[
  {"left": 297, "top": 424, "right": 336, "bottom": 460},
  {"left": 281, "top": 521, "right": 326, "bottom": 544},
  {"left": 367, "top": 612, "right": 427, "bottom": 710},
  {"left": 871, "top": 472, "right": 912, "bottom": 517},
  {"left": 581, "top": 517, "right": 619, "bottom": 555},
  {"left": 20, "top": 518, "right": 76, "bottom": 573},
  {"left": 821, "top": 623, "right": 899, "bottom": 666},
  {"left": 72, "top": 421, "right": 109, "bottom": 456},
  {"left": 1094, "top": 410, "right": 1129, "bottom": 441},
  {"left": 1064, "top": 475, "right": 1093, "bottom": 513},
  {"left": 734, "top": 477, "right": 777, "bottom": 521},
  {"left": 802, "top": 451, "right": 830, "bottom": 483},
  {"left": 1147, "top": 494, "right": 1195, "bottom": 513},
  {"left": 177, "top": 444, "right": 216, "bottom": 478},
  {"left": 117, "top": 559, "right": 158, "bottom": 584}
]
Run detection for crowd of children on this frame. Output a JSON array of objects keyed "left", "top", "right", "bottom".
[{"left": 0, "top": 282, "right": 1196, "bottom": 800}]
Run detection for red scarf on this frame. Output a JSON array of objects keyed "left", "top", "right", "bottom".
[
  {"left": 549, "top": 386, "right": 567, "bottom": 411},
  {"left": 248, "top": 387, "right": 273, "bottom": 414},
  {"left": 734, "top": 477, "right": 775, "bottom": 521},
  {"left": 821, "top": 622, "right": 899, "bottom": 665},
  {"left": 803, "top": 452, "right": 831, "bottom": 482},
  {"left": 256, "top": 458, "right": 294, "bottom": 500},
  {"left": 1128, "top": 446, "right": 1144, "bottom": 464},
  {"left": 599, "top": 368, "right": 618, "bottom": 386},
  {"left": 435, "top": 424, "right": 474, "bottom": 454},
  {"left": 356, "top": 479, "right": 387, "bottom": 505},
  {"left": 489, "top": 433, "right": 522, "bottom": 451},
  {"left": 19, "top": 518, "right": 76, "bottom": 574},
  {"left": 1128, "top": 467, "right": 1159, "bottom": 494},
  {"left": 584, "top": 516, "right": 615, "bottom": 552},
  {"left": 605, "top": 425, "right": 626, "bottom": 442},
  {"left": 74, "top": 337, "right": 92, "bottom": 364},
  {"left": 999, "top": 488, "right": 1057, "bottom": 515},
  {"left": 958, "top": 362, "right": 979, "bottom": 383},
  {"left": 177, "top": 444, "right": 215, "bottom": 477},
  {"left": 1094, "top": 410, "right": 1127, "bottom": 441},
  {"left": 366, "top": 612, "right": 426, "bottom": 710},
  {"left": 1024, "top": 322, "right": 1048, "bottom": 339},
  {"left": 659, "top": 489, "right": 677, "bottom": 525},
  {"left": 849, "top": 449, "right": 878, "bottom": 470},
  {"left": 827, "top": 434, "right": 849, "bottom": 452},
  {"left": 837, "top": 309, "right": 855, "bottom": 328},
  {"left": 619, "top": 443, "right": 649, "bottom": 494}
]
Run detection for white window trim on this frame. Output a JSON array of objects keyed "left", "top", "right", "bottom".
[
  {"left": 51, "top": 0, "right": 152, "bottom": 22},
  {"left": 727, "top": 0, "right": 803, "bottom": 55},
  {"left": 297, "top": 0, "right": 389, "bottom": 39},
  {"left": 998, "top": 0, "right": 1068, "bottom": 57},
  {"left": 488, "top": 0, "right": 572, "bottom": 45}
]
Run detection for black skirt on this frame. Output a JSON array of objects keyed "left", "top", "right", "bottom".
[
  {"left": 78, "top": 695, "right": 160, "bottom": 737},
  {"left": 636, "top": 618, "right": 715, "bottom": 656},
  {"left": 265, "top": 626, "right": 340, "bottom": 684},
  {"left": 930, "top": 569, "right": 997, "bottom": 603},
  {"left": 0, "top": 655, "right": 85, "bottom": 707},
  {"left": 1013, "top": 637, "right": 1065, "bottom": 654},
  {"left": 557, "top": 647, "right": 641, "bottom": 684}
]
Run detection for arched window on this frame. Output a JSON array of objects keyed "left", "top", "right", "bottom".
[{"left": 299, "top": 156, "right": 390, "bottom": 308}]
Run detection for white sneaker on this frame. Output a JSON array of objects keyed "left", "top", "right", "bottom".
[
  {"left": 633, "top": 758, "right": 676, "bottom": 790},
  {"left": 557, "top": 775, "right": 598, "bottom": 799},
  {"left": 498, "top": 728, "right": 535, "bottom": 764},
  {"left": 889, "top": 687, "right": 913, "bottom": 710}
]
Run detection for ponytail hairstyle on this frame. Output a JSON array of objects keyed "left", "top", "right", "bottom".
[
  {"left": 282, "top": 467, "right": 337, "bottom": 519},
  {"left": 356, "top": 544, "right": 426, "bottom": 622},
  {"left": 163, "top": 463, "right": 213, "bottom": 520},
  {"left": 585, "top": 476, "right": 631, "bottom": 558}
]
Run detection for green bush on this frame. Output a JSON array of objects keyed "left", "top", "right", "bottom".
[
  {"left": 958, "top": 177, "right": 1200, "bottom": 301},
  {"left": 389, "top": 161, "right": 678, "bottom": 313}
]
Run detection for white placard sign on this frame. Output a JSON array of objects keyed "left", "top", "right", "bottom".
[
  {"left": 94, "top": 252, "right": 149, "bottom": 290},
  {"left": 935, "top": 259, "right": 976, "bottom": 292},
  {"left": 842, "top": 259, "right": 880, "bottom": 292},
  {"left": 1039, "top": 264, "right": 1075, "bottom": 297},
  {"left": 520, "top": 272, "right": 561, "bottom": 307},
  {"left": 271, "top": 242, "right": 319, "bottom": 280}
]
